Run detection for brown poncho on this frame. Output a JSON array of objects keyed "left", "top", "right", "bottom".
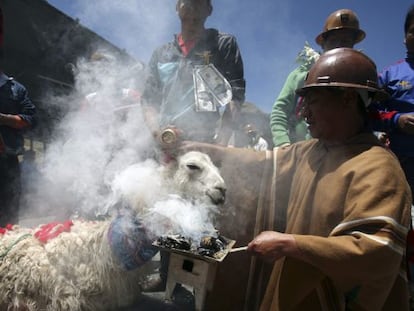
[
  {"left": 260, "top": 133, "right": 411, "bottom": 310},
  {"left": 205, "top": 133, "right": 411, "bottom": 310}
]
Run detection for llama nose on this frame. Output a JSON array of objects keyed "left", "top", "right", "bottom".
[
  {"left": 215, "top": 185, "right": 227, "bottom": 204},
  {"left": 206, "top": 185, "right": 226, "bottom": 205},
  {"left": 217, "top": 186, "right": 226, "bottom": 197}
]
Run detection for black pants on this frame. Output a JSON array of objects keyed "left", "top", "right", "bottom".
[
  {"left": 400, "top": 156, "right": 414, "bottom": 286},
  {"left": 399, "top": 156, "right": 414, "bottom": 204},
  {"left": 0, "top": 155, "right": 21, "bottom": 226}
]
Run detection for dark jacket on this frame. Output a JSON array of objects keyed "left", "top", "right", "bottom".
[
  {"left": 0, "top": 74, "right": 36, "bottom": 155},
  {"left": 142, "top": 28, "right": 245, "bottom": 142}
]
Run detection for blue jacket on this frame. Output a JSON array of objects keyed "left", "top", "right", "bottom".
[
  {"left": 0, "top": 74, "right": 36, "bottom": 155},
  {"left": 371, "top": 54, "right": 414, "bottom": 157}
]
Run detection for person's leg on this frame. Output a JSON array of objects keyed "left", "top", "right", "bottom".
[
  {"left": 0, "top": 156, "right": 21, "bottom": 226},
  {"left": 399, "top": 157, "right": 414, "bottom": 307},
  {"left": 399, "top": 156, "right": 414, "bottom": 203}
]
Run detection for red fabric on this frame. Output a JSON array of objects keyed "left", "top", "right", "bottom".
[
  {"left": 369, "top": 110, "right": 398, "bottom": 121},
  {"left": 178, "top": 33, "right": 197, "bottom": 57},
  {"left": 34, "top": 220, "right": 73, "bottom": 243},
  {"left": 0, "top": 224, "right": 14, "bottom": 235},
  {"left": 0, "top": 221, "right": 74, "bottom": 242}
]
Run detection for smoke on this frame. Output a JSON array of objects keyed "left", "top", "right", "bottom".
[
  {"left": 20, "top": 49, "right": 154, "bottom": 221},
  {"left": 19, "top": 51, "right": 220, "bottom": 242},
  {"left": 17, "top": 1, "right": 225, "bottom": 249},
  {"left": 68, "top": 0, "right": 176, "bottom": 62},
  {"left": 109, "top": 154, "right": 220, "bottom": 245},
  {"left": 146, "top": 196, "right": 218, "bottom": 243},
  {"left": 22, "top": 0, "right": 304, "bottom": 242}
]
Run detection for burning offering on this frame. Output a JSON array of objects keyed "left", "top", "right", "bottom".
[
  {"left": 198, "top": 235, "right": 226, "bottom": 257},
  {"left": 154, "top": 233, "right": 236, "bottom": 262},
  {"left": 156, "top": 234, "right": 192, "bottom": 251}
]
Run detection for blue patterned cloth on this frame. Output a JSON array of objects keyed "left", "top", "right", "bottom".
[{"left": 107, "top": 215, "right": 158, "bottom": 270}]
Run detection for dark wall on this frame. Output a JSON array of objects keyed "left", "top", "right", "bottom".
[{"left": 0, "top": 0, "right": 138, "bottom": 141}]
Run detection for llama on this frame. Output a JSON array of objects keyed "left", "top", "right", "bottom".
[{"left": 0, "top": 151, "right": 226, "bottom": 311}]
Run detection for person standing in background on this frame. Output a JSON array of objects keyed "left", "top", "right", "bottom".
[
  {"left": 0, "top": 61, "right": 36, "bottom": 226},
  {"left": 140, "top": 0, "right": 245, "bottom": 294},
  {"left": 270, "top": 9, "right": 365, "bottom": 147},
  {"left": 369, "top": 5, "right": 414, "bottom": 307},
  {"left": 243, "top": 123, "right": 269, "bottom": 151},
  {"left": 370, "top": 4, "right": 414, "bottom": 202},
  {"left": 142, "top": 0, "right": 245, "bottom": 146},
  {"left": 0, "top": 6, "right": 36, "bottom": 226}
]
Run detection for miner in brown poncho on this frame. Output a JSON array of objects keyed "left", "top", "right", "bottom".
[{"left": 181, "top": 48, "right": 412, "bottom": 310}]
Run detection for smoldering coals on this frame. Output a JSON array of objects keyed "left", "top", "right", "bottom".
[{"left": 155, "top": 234, "right": 228, "bottom": 259}]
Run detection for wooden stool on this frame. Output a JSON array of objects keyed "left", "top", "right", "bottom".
[{"left": 165, "top": 252, "right": 218, "bottom": 311}]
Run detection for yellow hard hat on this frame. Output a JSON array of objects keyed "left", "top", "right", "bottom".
[{"left": 315, "top": 9, "right": 366, "bottom": 46}]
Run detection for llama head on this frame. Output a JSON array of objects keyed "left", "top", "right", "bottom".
[
  {"left": 165, "top": 151, "right": 226, "bottom": 207},
  {"left": 110, "top": 151, "right": 226, "bottom": 215}
]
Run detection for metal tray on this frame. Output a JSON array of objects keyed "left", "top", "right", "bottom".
[{"left": 152, "top": 236, "right": 236, "bottom": 263}]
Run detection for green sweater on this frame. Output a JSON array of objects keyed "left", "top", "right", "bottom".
[
  {"left": 270, "top": 64, "right": 310, "bottom": 146},
  {"left": 270, "top": 43, "right": 319, "bottom": 146}
]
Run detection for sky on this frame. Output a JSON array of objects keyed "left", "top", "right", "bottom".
[{"left": 46, "top": 0, "right": 413, "bottom": 113}]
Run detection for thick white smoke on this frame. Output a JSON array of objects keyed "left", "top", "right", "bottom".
[
  {"left": 20, "top": 48, "right": 221, "bottom": 244},
  {"left": 20, "top": 49, "right": 154, "bottom": 220},
  {"left": 109, "top": 155, "right": 220, "bottom": 245},
  {"left": 20, "top": 0, "right": 276, "bottom": 239},
  {"left": 68, "top": 0, "right": 176, "bottom": 63}
]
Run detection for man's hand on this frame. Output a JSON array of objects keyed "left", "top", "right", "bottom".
[
  {"left": 397, "top": 113, "right": 414, "bottom": 135},
  {"left": 0, "top": 113, "right": 10, "bottom": 126},
  {"left": 179, "top": 140, "right": 227, "bottom": 165},
  {"left": 247, "top": 231, "right": 301, "bottom": 262},
  {"left": 0, "top": 113, "right": 29, "bottom": 129}
]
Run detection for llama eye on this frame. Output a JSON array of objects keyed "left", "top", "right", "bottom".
[{"left": 187, "top": 164, "right": 200, "bottom": 170}]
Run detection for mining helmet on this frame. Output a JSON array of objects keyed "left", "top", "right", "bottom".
[
  {"left": 296, "top": 48, "right": 388, "bottom": 101},
  {"left": 315, "top": 9, "right": 366, "bottom": 46}
]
